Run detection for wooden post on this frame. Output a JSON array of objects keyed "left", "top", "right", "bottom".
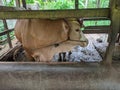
[
  {"left": 75, "top": 0, "right": 79, "bottom": 9},
  {"left": 22, "top": 0, "right": 26, "bottom": 9},
  {"left": 3, "top": 19, "right": 13, "bottom": 48},
  {"left": 15, "top": 0, "right": 21, "bottom": 7},
  {"left": 103, "top": 0, "right": 120, "bottom": 65}
]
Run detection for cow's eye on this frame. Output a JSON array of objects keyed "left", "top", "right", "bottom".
[{"left": 75, "top": 29, "right": 79, "bottom": 32}]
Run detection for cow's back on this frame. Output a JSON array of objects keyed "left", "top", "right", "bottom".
[{"left": 15, "top": 19, "right": 69, "bottom": 50}]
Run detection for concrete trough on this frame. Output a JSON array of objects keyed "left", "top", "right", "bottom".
[{"left": 0, "top": 62, "right": 120, "bottom": 90}]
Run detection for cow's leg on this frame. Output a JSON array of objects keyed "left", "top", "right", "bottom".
[{"left": 103, "top": 10, "right": 120, "bottom": 65}]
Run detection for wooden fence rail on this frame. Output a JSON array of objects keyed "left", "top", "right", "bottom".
[
  {"left": 0, "top": 29, "right": 14, "bottom": 36},
  {"left": 0, "top": 8, "right": 110, "bottom": 19},
  {"left": 0, "top": 0, "right": 119, "bottom": 65}
]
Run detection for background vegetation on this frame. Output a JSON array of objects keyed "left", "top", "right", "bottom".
[{"left": 0, "top": 0, "right": 110, "bottom": 43}]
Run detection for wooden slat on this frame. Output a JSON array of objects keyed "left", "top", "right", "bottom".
[
  {"left": 83, "top": 26, "right": 110, "bottom": 33},
  {"left": 0, "top": 29, "right": 14, "bottom": 36},
  {"left": 0, "top": 8, "right": 110, "bottom": 19},
  {"left": 3, "top": 20, "right": 12, "bottom": 48},
  {"left": 83, "top": 30, "right": 109, "bottom": 34}
]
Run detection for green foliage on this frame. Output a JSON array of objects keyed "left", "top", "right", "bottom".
[
  {"left": 2, "top": 0, "right": 110, "bottom": 9},
  {"left": 26, "top": 0, "right": 35, "bottom": 4},
  {"left": 84, "top": 20, "right": 111, "bottom": 26},
  {"left": 34, "top": 0, "right": 74, "bottom": 10},
  {"left": 100, "top": 0, "right": 109, "bottom": 8},
  {"left": 79, "top": 0, "right": 109, "bottom": 8},
  {"left": 3, "top": 0, "right": 14, "bottom": 6}
]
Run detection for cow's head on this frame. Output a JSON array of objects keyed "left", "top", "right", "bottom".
[{"left": 67, "top": 20, "right": 88, "bottom": 47}]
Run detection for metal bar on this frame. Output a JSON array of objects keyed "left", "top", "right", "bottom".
[
  {"left": 0, "top": 29, "right": 14, "bottom": 36},
  {"left": 2, "top": 20, "right": 13, "bottom": 48},
  {"left": 0, "top": 8, "right": 110, "bottom": 19}
]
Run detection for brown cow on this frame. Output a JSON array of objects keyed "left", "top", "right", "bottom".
[{"left": 15, "top": 19, "right": 88, "bottom": 62}]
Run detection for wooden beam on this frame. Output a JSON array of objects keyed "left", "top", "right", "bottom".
[{"left": 0, "top": 8, "right": 110, "bottom": 19}]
